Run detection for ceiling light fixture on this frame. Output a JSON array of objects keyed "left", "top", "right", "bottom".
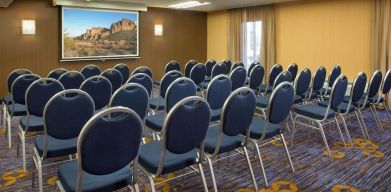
[{"left": 169, "top": 1, "right": 210, "bottom": 9}]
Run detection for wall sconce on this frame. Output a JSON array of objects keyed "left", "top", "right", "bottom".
[
  {"left": 154, "top": 24, "right": 163, "bottom": 36},
  {"left": 22, "top": 20, "right": 36, "bottom": 35}
]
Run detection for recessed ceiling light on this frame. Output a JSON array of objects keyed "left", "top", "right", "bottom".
[{"left": 169, "top": 1, "right": 210, "bottom": 9}]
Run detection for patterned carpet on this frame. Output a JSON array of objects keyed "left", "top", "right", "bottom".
[{"left": 0, "top": 104, "right": 390, "bottom": 192}]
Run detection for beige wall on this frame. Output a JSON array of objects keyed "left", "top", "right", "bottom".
[{"left": 207, "top": 0, "right": 373, "bottom": 80}]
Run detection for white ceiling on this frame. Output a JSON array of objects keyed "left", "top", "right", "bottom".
[{"left": 0, "top": 0, "right": 14, "bottom": 7}]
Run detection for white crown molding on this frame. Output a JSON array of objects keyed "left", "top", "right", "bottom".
[
  {"left": 53, "top": 0, "right": 147, "bottom": 11},
  {"left": 0, "top": 0, "right": 14, "bottom": 8}
]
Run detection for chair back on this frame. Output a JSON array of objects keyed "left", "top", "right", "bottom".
[
  {"left": 206, "top": 75, "right": 232, "bottom": 110},
  {"left": 7, "top": 69, "right": 32, "bottom": 93},
  {"left": 366, "top": 70, "right": 383, "bottom": 100},
  {"left": 80, "top": 76, "right": 112, "bottom": 110},
  {"left": 229, "top": 66, "right": 247, "bottom": 91},
  {"left": 77, "top": 107, "right": 142, "bottom": 181},
  {"left": 287, "top": 63, "right": 298, "bottom": 82},
  {"left": 268, "top": 64, "right": 283, "bottom": 86},
  {"left": 221, "top": 87, "right": 256, "bottom": 137},
  {"left": 101, "top": 69, "right": 123, "bottom": 93},
  {"left": 48, "top": 68, "right": 67, "bottom": 80},
  {"left": 231, "top": 61, "right": 244, "bottom": 72},
  {"left": 114, "top": 63, "right": 130, "bottom": 84},
  {"left": 26, "top": 78, "right": 64, "bottom": 117},
  {"left": 110, "top": 83, "right": 149, "bottom": 120},
  {"left": 205, "top": 59, "right": 216, "bottom": 77},
  {"left": 59, "top": 71, "right": 85, "bottom": 90},
  {"left": 211, "top": 63, "right": 227, "bottom": 78},
  {"left": 165, "top": 60, "right": 180, "bottom": 73},
  {"left": 184, "top": 60, "right": 198, "bottom": 77},
  {"left": 190, "top": 63, "right": 207, "bottom": 86},
  {"left": 163, "top": 96, "right": 210, "bottom": 154},
  {"left": 349, "top": 72, "right": 367, "bottom": 105},
  {"left": 273, "top": 71, "right": 292, "bottom": 90},
  {"left": 44, "top": 89, "right": 95, "bottom": 140},
  {"left": 11, "top": 74, "right": 40, "bottom": 105},
  {"left": 165, "top": 77, "right": 197, "bottom": 113},
  {"left": 312, "top": 66, "right": 327, "bottom": 91},
  {"left": 247, "top": 61, "right": 259, "bottom": 77},
  {"left": 328, "top": 75, "right": 348, "bottom": 111},
  {"left": 249, "top": 65, "right": 264, "bottom": 90},
  {"left": 266, "top": 82, "right": 295, "bottom": 126},
  {"left": 381, "top": 69, "right": 391, "bottom": 95},
  {"left": 131, "top": 66, "right": 153, "bottom": 78},
  {"left": 328, "top": 64, "right": 341, "bottom": 88},
  {"left": 80, "top": 64, "right": 101, "bottom": 79},
  {"left": 294, "top": 68, "right": 311, "bottom": 96},
  {"left": 160, "top": 70, "right": 183, "bottom": 98},
  {"left": 127, "top": 73, "right": 153, "bottom": 97},
  {"left": 222, "top": 60, "right": 232, "bottom": 74}
]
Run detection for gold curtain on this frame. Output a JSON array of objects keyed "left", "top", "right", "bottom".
[
  {"left": 372, "top": 0, "right": 391, "bottom": 107},
  {"left": 227, "top": 5, "right": 275, "bottom": 79}
]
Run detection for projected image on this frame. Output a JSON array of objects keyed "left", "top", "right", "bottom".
[{"left": 62, "top": 7, "right": 139, "bottom": 60}]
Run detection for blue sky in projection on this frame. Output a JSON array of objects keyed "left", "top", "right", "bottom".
[{"left": 63, "top": 9, "right": 138, "bottom": 37}]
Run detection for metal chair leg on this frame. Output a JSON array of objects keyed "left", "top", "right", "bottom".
[
  {"left": 7, "top": 113, "right": 12, "bottom": 148},
  {"left": 281, "top": 134, "right": 295, "bottom": 172},
  {"left": 358, "top": 110, "right": 370, "bottom": 138},
  {"left": 38, "top": 158, "right": 43, "bottom": 192},
  {"left": 369, "top": 106, "right": 381, "bottom": 130},
  {"left": 334, "top": 117, "right": 346, "bottom": 147},
  {"left": 383, "top": 102, "right": 391, "bottom": 120},
  {"left": 253, "top": 142, "right": 268, "bottom": 187},
  {"left": 372, "top": 106, "right": 383, "bottom": 131},
  {"left": 316, "top": 121, "right": 331, "bottom": 157},
  {"left": 243, "top": 146, "right": 258, "bottom": 190},
  {"left": 206, "top": 156, "right": 218, "bottom": 192},
  {"left": 354, "top": 111, "right": 367, "bottom": 139},
  {"left": 147, "top": 175, "right": 156, "bottom": 192},
  {"left": 291, "top": 116, "right": 297, "bottom": 146},
  {"left": 338, "top": 114, "right": 352, "bottom": 145},
  {"left": 198, "top": 163, "right": 209, "bottom": 192}
]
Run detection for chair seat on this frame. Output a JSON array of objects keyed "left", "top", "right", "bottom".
[
  {"left": 203, "top": 125, "right": 242, "bottom": 154},
  {"left": 138, "top": 141, "right": 197, "bottom": 175},
  {"left": 295, "top": 104, "right": 335, "bottom": 120},
  {"left": 145, "top": 112, "right": 165, "bottom": 132},
  {"left": 149, "top": 97, "right": 165, "bottom": 110},
  {"left": 249, "top": 118, "right": 282, "bottom": 140},
  {"left": 2, "top": 95, "right": 12, "bottom": 104},
  {"left": 294, "top": 95, "right": 303, "bottom": 104},
  {"left": 204, "top": 77, "right": 211, "bottom": 82},
  {"left": 369, "top": 95, "right": 384, "bottom": 103},
  {"left": 58, "top": 160, "right": 132, "bottom": 192},
  {"left": 321, "top": 88, "right": 331, "bottom": 96},
  {"left": 7, "top": 103, "right": 27, "bottom": 116},
  {"left": 300, "top": 90, "right": 319, "bottom": 100},
  {"left": 210, "top": 109, "right": 221, "bottom": 122},
  {"left": 356, "top": 98, "right": 371, "bottom": 108},
  {"left": 196, "top": 85, "right": 202, "bottom": 92},
  {"left": 19, "top": 115, "right": 44, "bottom": 132},
  {"left": 35, "top": 135, "right": 78, "bottom": 158},
  {"left": 259, "top": 84, "right": 272, "bottom": 94},
  {"left": 256, "top": 96, "right": 270, "bottom": 108},
  {"left": 200, "top": 81, "right": 209, "bottom": 89},
  {"left": 154, "top": 80, "right": 161, "bottom": 86}
]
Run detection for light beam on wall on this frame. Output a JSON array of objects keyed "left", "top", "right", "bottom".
[
  {"left": 22, "top": 20, "right": 36, "bottom": 35},
  {"left": 154, "top": 24, "right": 163, "bottom": 36}
]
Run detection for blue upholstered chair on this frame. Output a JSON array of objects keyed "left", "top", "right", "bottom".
[
  {"left": 374, "top": 69, "right": 391, "bottom": 125},
  {"left": 229, "top": 66, "right": 247, "bottom": 91},
  {"left": 293, "top": 68, "right": 312, "bottom": 104},
  {"left": 322, "top": 64, "right": 341, "bottom": 98},
  {"left": 222, "top": 60, "right": 232, "bottom": 74},
  {"left": 17, "top": 78, "right": 64, "bottom": 172},
  {"left": 59, "top": 71, "right": 85, "bottom": 90},
  {"left": 287, "top": 63, "right": 299, "bottom": 82},
  {"left": 206, "top": 75, "right": 232, "bottom": 122},
  {"left": 248, "top": 65, "right": 264, "bottom": 93},
  {"left": 80, "top": 76, "right": 112, "bottom": 111},
  {"left": 127, "top": 73, "right": 153, "bottom": 98},
  {"left": 32, "top": 89, "right": 95, "bottom": 192},
  {"left": 138, "top": 96, "right": 210, "bottom": 192},
  {"left": 48, "top": 68, "right": 68, "bottom": 80},
  {"left": 184, "top": 60, "right": 198, "bottom": 77},
  {"left": 80, "top": 64, "right": 101, "bottom": 79},
  {"left": 302, "top": 66, "right": 326, "bottom": 101},
  {"left": 55, "top": 106, "right": 142, "bottom": 192},
  {"left": 200, "top": 63, "right": 228, "bottom": 89},
  {"left": 190, "top": 63, "right": 207, "bottom": 91},
  {"left": 114, "top": 63, "right": 130, "bottom": 84},
  {"left": 248, "top": 82, "right": 296, "bottom": 187},
  {"left": 149, "top": 70, "right": 183, "bottom": 112},
  {"left": 101, "top": 69, "right": 123, "bottom": 94},
  {"left": 203, "top": 87, "right": 258, "bottom": 191},
  {"left": 205, "top": 59, "right": 216, "bottom": 82},
  {"left": 259, "top": 64, "right": 283, "bottom": 94},
  {"left": 154, "top": 61, "right": 181, "bottom": 86},
  {"left": 231, "top": 61, "right": 245, "bottom": 72},
  {"left": 145, "top": 77, "right": 197, "bottom": 139},
  {"left": 293, "top": 75, "right": 349, "bottom": 156},
  {"left": 248, "top": 61, "right": 260, "bottom": 77},
  {"left": 5, "top": 74, "right": 40, "bottom": 148},
  {"left": 131, "top": 66, "right": 153, "bottom": 79}
]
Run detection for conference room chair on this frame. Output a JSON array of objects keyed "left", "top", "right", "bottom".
[
  {"left": 80, "top": 76, "right": 112, "bottom": 112},
  {"left": 231, "top": 61, "right": 245, "bottom": 72},
  {"left": 287, "top": 63, "right": 299, "bottom": 82},
  {"left": 259, "top": 64, "right": 283, "bottom": 95},
  {"left": 32, "top": 89, "right": 94, "bottom": 192},
  {"left": 184, "top": 60, "right": 198, "bottom": 78},
  {"left": 374, "top": 69, "right": 391, "bottom": 124},
  {"left": 222, "top": 59, "right": 232, "bottom": 74},
  {"left": 190, "top": 63, "right": 207, "bottom": 92},
  {"left": 292, "top": 75, "right": 348, "bottom": 156},
  {"left": 149, "top": 70, "right": 183, "bottom": 112},
  {"left": 18, "top": 78, "right": 64, "bottom": 172},
  {"left": 114, "top": 63, "right": 130, "bottom": 84},
  {"left": 138, "top": 96, "right": 210, "bottom": 192},
  {"left": 154, "top": 60, "right": 181, "bottom": 86},
  {"left": 203, "top": 87, "right": 258, "bottom": 191},
  {"left": 229, "top": 66, "right": 247, "bottom": 91},
  {"left": 293, "top": 68, "right": 312, "bottom": 105},
  {"left": 248, "top": 64, "right": 265, "bottom": 94},
  {"left": 248, "top": 82, "right": 296, "bottom": 187},
  {"left": 5, "top": 74, "right": 40, "bottom": 148},
  {"left": 127, "top": 73, "right": 153, "bottom": 98},
  {"left": 109, "top": 83, "right": 149, "bottom": 143},
  {"left": 204, "top": 59, "right": 217, "bottom": 82},
  {"left": 58, "top": 71, "right": 85, "bottom": 90},
  {"left": 55, "top": 106, "right": 142, "bottom": 192},
  {"left": 131, "top": 66, "right": 153, "bottom": 79},
  {"left": 302, "top": 66, "right": 327, "bottom": 101},
  {"left": 145, "top": 77, "right": 197, "bottom": 140},
  {"left": 80, "top": 64, "right": 101, "bottom": 79},
  {"left": 47, "top": 68, "right": 68, "bottom": 80},
  {"left": 101, "top": 68, "right": 123, "bottom": 93},
  {"left": 322, "top": 64, "right": 341, "bottom": 98},
  {"left": 206, "top": 74, "right": 232, "bottom": 122},
  {"left": 247, "top": 61, "right": 260, "bottom": 77},
  {"left": 200, "top": 62, "right": 228, "bottom": 89}
]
